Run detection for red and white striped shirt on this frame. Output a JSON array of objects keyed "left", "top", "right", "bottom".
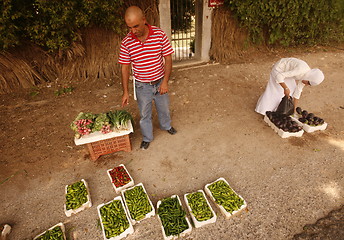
[{"left": 118, "top": 25, "right": 174, "bottom": 82}]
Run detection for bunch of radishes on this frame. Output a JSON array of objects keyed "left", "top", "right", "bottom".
[
  {"left": 74, "top": 119, "right": 93, "bottom": 138},
  {"left": 101, "top": 124, "right": 112, "bottom": 134}
]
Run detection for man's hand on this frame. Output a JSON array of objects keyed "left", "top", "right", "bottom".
[
  {"left": 122, "top": 92, "right": 129, "bottom": 107},
  {"left": 284, "top": 87, "right": 290, "bottom": 97},
  {"left": 159, "top": 80, "right": 168, "bottom": 95}
]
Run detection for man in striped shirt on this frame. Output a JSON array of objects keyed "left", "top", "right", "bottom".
[{"left": 119, "top": 6, "right": 177, "bottom": 150}]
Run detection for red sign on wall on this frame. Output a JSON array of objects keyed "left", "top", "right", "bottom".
[{"left": 208, "top": 0, "right": 224, "bottom": 7}]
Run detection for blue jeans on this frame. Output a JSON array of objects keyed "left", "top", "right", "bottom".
[{"left": 135, "top": 80, "right": 172, "bottom": 142}]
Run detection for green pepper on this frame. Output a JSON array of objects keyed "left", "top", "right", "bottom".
[
  {"left": 99, "top": 200, "right": 130, "bottom": 239},
  {"left": 157, "top": 196, "right": 189, "bottom": 237},
  {"left": 124, "top": 185, "right": 152, "bottom": 221},
  {"left": 186, "top": 192, "right": 213, "bottom": 222},
  {"left": 65, "top": 180, "right": 88, "bottom": 210},
  {"left": 208, "top": 180, "right": 244, "bottom": 214},
  {"left": 35, "top": 226, "right": 64, "bottom": 240}
]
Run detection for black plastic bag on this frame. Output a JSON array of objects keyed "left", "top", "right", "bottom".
[{"left": 276, "top": 96, "right": 294, "bottom": 116}]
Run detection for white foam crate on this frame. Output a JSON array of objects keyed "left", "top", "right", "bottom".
[
  {"left": 34, "top": 222, "right": 66, "bottom": 240},
  {"left": 97, "top": 196, "right": 134, "bottom": 240},
  {"left": 184, "top": 190, "right": 217, "bottom": 228},
  {"left": 64, "top": 179, "right": 92, "bottom": 217},
  {"left": 291, "top": 115, "right": 327, "bottom": 133},
  {"left": 121, "top": 183, "right": 155, "bottom": 225},
  {"left": 107, "top": 164, "right": 134, "bottom": 193},
  {"left": 157, "top": 195, "right": 192, "bottom": 240},
  {"left": 264, "top": 115, "right": 304, "bottom": 138},
  {"left": 204, "top": 177, "right": 247, "bottom": 220}
]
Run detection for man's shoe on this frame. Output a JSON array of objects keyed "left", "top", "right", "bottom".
[
  {"left": 167, "top": 127, "right": 177, "bottom": 135},
  {"left": 140, "top": 141, "right": 150, "bottom": 150}
]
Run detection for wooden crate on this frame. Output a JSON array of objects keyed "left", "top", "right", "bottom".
[{"left": 86, "top": 134, "right": 131, "bottom": 161}]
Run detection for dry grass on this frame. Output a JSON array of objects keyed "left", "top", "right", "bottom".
[
  {"left": 0, "top": 0, "right": 161, "bottom": 94},
  {"left": 209, "top": 7, "right": 251, "bottom": 63}
]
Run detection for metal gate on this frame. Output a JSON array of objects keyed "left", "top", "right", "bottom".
[{"left": 170, "top": 0, "right": 196, "bottom": 61}]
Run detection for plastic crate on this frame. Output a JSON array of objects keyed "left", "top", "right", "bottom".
[
  {"left": 64, "top": 179, "right": 92, "bottom": 217},
  {"left": 184, "top": 190, "right": 217, "bottom": 228},
  {"left": 157, "top": 195, "right": 192, "bottom": 240},
  {"left": 97, "top": 196, "right": 134, "bottom": 240},
  {"left": 291, "top": 115, "right": 328, "bottom": 133},
  {"left": 107, "top": 164, "right": 134, "bottom": 193},
  {"left": 205, "top": 177, "right": 247, "bottom": 220},
  {"left": 87, "top": 134, "right": 131, "bottom": 161},
  {"left": 34, "top": 223, "right": 66, "bottom": 240},
  {"left": 264, "top": 115, "right": 304, "bottom": 138}
]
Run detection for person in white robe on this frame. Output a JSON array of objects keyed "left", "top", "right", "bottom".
[{"left": 255, "top": 58, "right": 324, "bottom": 115}]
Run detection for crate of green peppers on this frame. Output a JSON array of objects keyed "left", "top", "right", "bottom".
[
  {"left": 157, "top": 195, "right": 192, "bottom": 240},
  {"left": 33, "top": 223, "right": 66, "bottom": 240},
  {"left": 64, "top": 179, "right": 92, "bottom": 217},
  {"left": 121, "top": 183, "right": 155, "bottom": 225},
  {"left": 184, "top": 190, "right": 217, "bottom": 228},
  {"left": 97, "top": 196, "right": 134, "bottom": 240},
  {"left": 205, "top": 177, "right": 247, "bottom": 220}
]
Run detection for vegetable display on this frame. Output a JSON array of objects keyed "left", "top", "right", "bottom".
[
  {"left": 65, "top": 181, "right": 88, "bottom": 210},
  {"left": 186, "top": 192, "right": 213, "bottom": 222},
  {"left": 70, "top": 110, "right": 133, "bottom": 138},
  {"left": 123, "top": 185, "right": 153, "bottom": 221},
  {"left": 107, "top": 110, "right": 133, "bottom": 130},
  {"left": 266, "top": 111, "right": 302, "bottom": 133},
  {"left": 207, "top": 180, "right": 244, "bottom": 214},
  {"left": 109, "top": 166, "right": 132, "bottom": 188},
  {"left": 35, "top": 226, "right": 65, "bottom": 240},
  {"left": 99, "top": 200, "right": 130, "bottom": 239},
  {"left": 296, "top": 107, "right": 325, "bottom": 126},
  {"left": 157, "top": 196, "right": 189, "bottom": 237},
  {"left": 70, "top": 112, "right": 96, "bottom": 138}
]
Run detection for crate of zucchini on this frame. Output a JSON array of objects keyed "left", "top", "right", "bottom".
[
  {"left": 71, "top": 110, "right": 134, "bottom": 160},
  {"left": 122, "top": 183, "right": 155, "bottom": 225},
  {"left": 157, "top": 195, "right": 192, "bottom": 240},
  {"left": 34, "top": 223, "right": 66, "bottom": 240},
  {"left": 64, "top": 179, "right": 92, "bottom": 217},
  {"left": 205, "top": 178, "right": 247, "bottom": 219},
  {"left": 97, "top": 196, "right": 134, "bottom": 240},
  {"left": 184, "top": 190, "right": 217, "bottom": 228}
]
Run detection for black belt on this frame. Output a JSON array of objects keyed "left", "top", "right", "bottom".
[{"left": 136, "top": 79, "right": 161, "bottom": 85}]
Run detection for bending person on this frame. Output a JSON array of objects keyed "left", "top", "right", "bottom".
[{"left": 255, "top": 57, "right": 324, "bottom": 115}]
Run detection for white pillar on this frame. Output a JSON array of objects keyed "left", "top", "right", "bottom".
[
  {"left": 201, "top": 1, "right": 212, "bottom": 62},
  {"left": 158, "top": 0, "right": 172, "bottom": 41}
]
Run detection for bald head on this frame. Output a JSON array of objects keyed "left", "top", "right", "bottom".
[
  {"left": 124, "top": 6, "right": 148, "bottom": 39},
  {"left": 125, "top": 6, "right": 145, "bottom": 23}
]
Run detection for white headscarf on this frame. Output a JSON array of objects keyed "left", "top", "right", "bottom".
[{"left": 303, "top": 68, "right": 324, "bottom": 86}]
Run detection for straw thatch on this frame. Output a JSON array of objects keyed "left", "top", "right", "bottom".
[
  {"left": 0, "top": 0, "right": 160, "bottom": 94},
  {"left": 209, "top": 7, "right": 251, "bottom": 63}
]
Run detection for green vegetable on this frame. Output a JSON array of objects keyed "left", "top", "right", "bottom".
[
  {"left": 93, "top": 113, "right": 110, "bottom": 132},
  {"left": 186, "top": 192, "right": 213, "bottom": 222},
  {"left": 157, "top": 196, "right": 189, "bottom": 237},
  {"left": 99, "top": 200, "right": 130, "bottom": 239},
  {"left": 124, "top": 185, "right": 152, "bottom": 221},
  {"left": 36, "top": 226, "right": 64, "bottom": 240},
  {"left": 65, "top": 181, "right": 88, "bottom": 210},
  {"left": 107, "top": 110, "right": 133, "bottom": 130},
  {"left": 207, "top": 180, "right": 244, "bottom": 214}
]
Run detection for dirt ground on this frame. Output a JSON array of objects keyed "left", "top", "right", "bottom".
[{"left": 0, "top": 48, "right": 343, "bottom": 240}]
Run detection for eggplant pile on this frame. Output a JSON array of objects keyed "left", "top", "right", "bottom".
[
  {"left": 266, "top": 111, "right": 302, "bottom": 133},
  {"left": 295, "top": 107, "right": 325, "bottom": 126}
]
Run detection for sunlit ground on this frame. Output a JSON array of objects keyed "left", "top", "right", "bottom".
[
  {"left": 327, "top": 137, "right": 344, "bottom": 151},
  {"left": 320, "top": 137, "right": 344, "bottom": 200}
]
